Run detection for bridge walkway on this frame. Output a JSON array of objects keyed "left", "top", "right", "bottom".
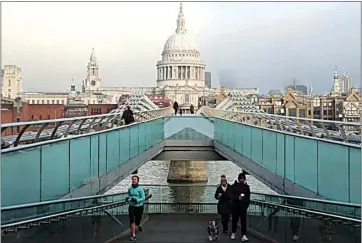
[{"left": 117, "top": 214, "right": 268, "bottom": 243}]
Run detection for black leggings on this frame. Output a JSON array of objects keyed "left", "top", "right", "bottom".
[
  {"left": 221, "top": 214, "right": 230, "bottom": 231},
  {"left": 129, "top": 206, "right": 144, "bottom": 226}
]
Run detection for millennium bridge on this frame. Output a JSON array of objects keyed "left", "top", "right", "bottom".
[{"left": 1, "top": 98, "right": 360, "bottom": 242}]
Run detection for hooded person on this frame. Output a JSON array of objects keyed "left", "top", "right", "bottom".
[
  {"left": 214, "top": 177, "right": 232, "bottom": 233},
  {"left": 228, "top": 172, "right": 250, "bottom": 242}
]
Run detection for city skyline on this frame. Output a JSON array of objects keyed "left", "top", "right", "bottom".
[{"left": 2, "top": 2, "right": 361, "bottom": 94}]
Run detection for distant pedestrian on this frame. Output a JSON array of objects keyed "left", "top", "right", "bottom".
[
  {"left": 214, "top": 177, "right": 232, "bottom": 233},
  {"left": 121, "top": 106, "right": 135, "bottom": 125},
  {"left": 190, "top": 104, "right": 194, "bottom": 114},
  {"left": 179, "top": 108, "right": 183, "bottom": 116},
  {"left": 91, "top": 198, "right": 101, "bottom": 238},
  {"left": 173, "top": 101, "right": 179, "bottom": 115},
  {"left": 229, "top": 172, "right": 250, "bottom": 242},
  {"left": 268, "top": 198, "right": 302, "bottom": 241},
  {"left": 126, "top": 175, "right": 146, "bottom": 241}
]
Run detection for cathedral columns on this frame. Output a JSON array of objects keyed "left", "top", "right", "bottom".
[{"left": 157, "top": 65, "right": 205, "bottom": 82}]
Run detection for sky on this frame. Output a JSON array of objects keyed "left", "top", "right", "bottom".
[{"left": 2, "top": 1, "right": 361, "bottom": 94}]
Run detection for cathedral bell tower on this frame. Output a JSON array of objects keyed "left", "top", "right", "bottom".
[
  {"left": 331, "top": 65, "right": 340, "bottom": 96},
  {"left": 82, "top": 48, "right": 101, "bottom": 92}
]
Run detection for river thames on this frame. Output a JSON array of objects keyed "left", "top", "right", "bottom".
[{"left": 106, "top": 160, "right": 277, "bottom": 203}]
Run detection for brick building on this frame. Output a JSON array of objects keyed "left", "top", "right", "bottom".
[{"left": 88, "top": 104, "right": 118, "bottom": 116}]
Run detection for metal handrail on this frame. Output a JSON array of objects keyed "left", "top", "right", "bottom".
[
  {"left": 201, "top": 106, "right": 361, "bottom": 126},
  {"left": 138, "top": 184, "right": 361, "bottom": 208},
  {"left": 2, "top": 194, "right": 152, "bottom": 231},
  {"left": 1, "top": 106, "right": 173, "bottom": 149},
  {"left": 1, "top": 115, "right": 167, "bottom": 153},
  {"left": 1, "top": 191, "right": 130, "bottom": 211},
  {"left": 198, "top": 106, "right": 361, "bottom": 145},
  {"left": 252, "top": 200, "right": 361, "bottom": 224},
  {"left": 0, "top": 106, "right": 171, "bottom": 128},
  {"left": 145, "top": 202, "right": 361, "bottom": 224}
]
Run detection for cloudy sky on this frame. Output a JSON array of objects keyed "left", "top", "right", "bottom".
[{"left": 2, "top": 2, "right": 361, "bottom": 94}]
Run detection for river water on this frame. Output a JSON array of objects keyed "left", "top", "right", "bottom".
[{"left": 105, "top": 160, "right": 277, "bottom": 203}]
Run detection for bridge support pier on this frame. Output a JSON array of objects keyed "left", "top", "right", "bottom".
[{"left": 167, "top": 160, "right": 208, "bottom": 183}]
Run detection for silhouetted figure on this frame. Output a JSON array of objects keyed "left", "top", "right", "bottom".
[
  {"left": 173, "top": 101, "right": 179, "bottom": 115},
  {"left": 179, "top": 109, "right": 183, "bottom": 116},
  {"left": 267, "top": 198, "right": 303, "bottom": 241},
  {"left": 121, "top": 106, "right": 135, "bottom": 125},
  {"left": 190, "top": 104, "right": 194, "bottom": 114},
  {"left": 91, "top": 199, "right": 101, "bottom": 238}
]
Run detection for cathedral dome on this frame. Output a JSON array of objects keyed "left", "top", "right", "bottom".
[
  {"left": 163, "top": 33, "right": 199, "bottom": 53},
  {"left": 162, "top": 3, "right": 200, "bottom": 54}
]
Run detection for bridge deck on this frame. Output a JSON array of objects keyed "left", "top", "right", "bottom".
[{"left": 117, "top": 214, "right": 269, "bottom": 243}]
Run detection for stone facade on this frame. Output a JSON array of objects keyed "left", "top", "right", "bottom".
[{"left": 1, "top": 65, "right": 23, "bottom": 99}]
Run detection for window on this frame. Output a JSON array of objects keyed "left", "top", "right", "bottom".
[
  {"left": 42, "top": 100, "right": 45, "bottom": 104},
  {"left": 32, "top": 100, "right": 35, "bottom": 104},
  {"left": 8, "top": 89, "right": 11, "bottom": 92},
  {"left": 37, "top": 100, "right": 40, "bottom": 104},
  {"left": 47, "top": 100, "right": 50, "bottom": 104},
  {"left": 31, "top": 115, "right": 34, "bottom": 120},
  {"left": 8, "top": 80, "right": 11, "bottom": 86},
  {"left": 323, "top": 110, "right": 327, "bottom": 115},
  {"left": 288, "top": 108, "right": 296, "bottom": 117},
  {"left": 48, "top": 115, "right": 50, "bottom": 119},
  {"left": 185, "top": 94, "right": 189, "bottom": 103},
  {"left": 56, "top": 100, "right": 59, "bottom": 104},
  {"left": 61, "top": 100, "right": 64, "bottom": 104},
  {"left": 52, "top": 100, "right": 55, "bottom": 104},
  {"left": 39, "top": 115, "right": 42, "bottom": 120}
]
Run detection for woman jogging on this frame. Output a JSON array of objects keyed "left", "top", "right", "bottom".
[{"left": 126, "top": 175, "right": 146, "bottom": 241}]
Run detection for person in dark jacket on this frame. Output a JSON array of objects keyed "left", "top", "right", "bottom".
[
  {"left": 173, "top": 101, "right": 179, "bottom": 115},
  {"left": 228, "top": 172, "right": 250, "bottom": 242},
  {"left": 190, "top": 104, "right": 194, "bottom": 114},
  {"left": 214, "top": 177, "right": 231, "bottom": 233},
  {"left": 121, "top": 106, "right": 135, "bottom": 125}
]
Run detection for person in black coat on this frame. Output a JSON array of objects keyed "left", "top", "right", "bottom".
[
  {"left": 228, "top": 172, "right": 250, "bottom": 242},
  {"left": 121, "top": 106, "right": 135, "bottom": 125},
  {"left": 173, "top": 101, "right": 179, "bottom": 115},
  {"left": 214, "top": 177, "right": 231, "bottom": 233}
]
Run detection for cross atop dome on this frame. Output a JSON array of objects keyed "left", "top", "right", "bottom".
[{"left": 176, "top": 3, "right": 186, "bottom": 34}]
